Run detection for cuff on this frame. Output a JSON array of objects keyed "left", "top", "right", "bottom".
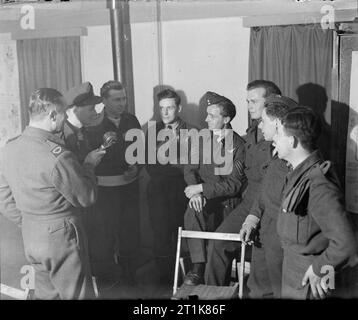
[{"left": 243, "top": 214, "right": 260, "bottom": 229}]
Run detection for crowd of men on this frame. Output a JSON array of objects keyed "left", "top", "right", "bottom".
[{"left": 0, "top": 79, "right": 357, "bottom": 300}]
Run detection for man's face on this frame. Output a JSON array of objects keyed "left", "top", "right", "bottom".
[
  {"left": 103, "top": 88, "right": 127, "bottom": 117},
  {"left": 258, "top": 108, "right": 277, "bottom": 141},
  {"left": 159, "top": 98, "right": 180, "bottom": 125},
  {"left": 246, "top": 87, "right": 266, "bottom": 120},
  {"left": 205, "top": 104, "right": 227, "bottom": 131},
  {"left": 272, "top": 121, "right": 293, "bottom": 160},
  {"left": 74, "top": 104, "right": 98, "bottom": 126}
]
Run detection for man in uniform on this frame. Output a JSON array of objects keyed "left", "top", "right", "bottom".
[
  {"left": 145, "top": 88, "right": 196, "bottom": 285},
  {"left": 205, "top": 80, "right": 282, "bottom": 286},
  {"left": 61, "top": 82, "right": 103, "bottom": 163},
  {"left": 0, "top": 88, "right": 105, "bottom": 299},
  {"left": 239, "top": 95, "right": 298, "bottom": 298},
  {"left": 183, "top": 91, "right": 247, "bottom": 285},
  {"left": 273, "top": 106, "right": 356, "bottom": 299},
  {"left": 83, "top": 80, "right": 141, "bottom": 285}
]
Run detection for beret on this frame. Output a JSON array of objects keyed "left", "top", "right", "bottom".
[{"left": 64, "top": 82, "right": 102, "bottom": 107}]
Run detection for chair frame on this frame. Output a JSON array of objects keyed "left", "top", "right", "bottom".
[{"left": 173, "top": 227, "right": 248, "bottom": 299}]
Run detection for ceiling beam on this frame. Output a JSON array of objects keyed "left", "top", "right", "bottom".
[{"left": 243, "top": 9, "right": 358, "bottom": 27}]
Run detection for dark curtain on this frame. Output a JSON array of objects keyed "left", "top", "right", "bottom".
[
  {"left": 17, "top": 36, "right": 82, "bottom": 129},
  {"left": 249, "top": 24, "right": 333, "bottom": 160}
]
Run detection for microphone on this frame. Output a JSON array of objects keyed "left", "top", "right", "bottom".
[{"left": 100, "top": 131, "right": 117, "bottom": 150}]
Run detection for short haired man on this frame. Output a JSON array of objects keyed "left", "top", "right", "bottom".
[
  {"left": 145, "top": 88, "right": 196, "bottom": 285},
  {"left": 0, "top": 88, "right": 104, "bottom": 299},
  {"left": 273, "top": 106, "right": 355, "bottom": 299},
  {"left": 62, "top": 82, "right": 103, "bottom": 162},
  {"left": 239, "top": 95, "right": 298, "bottom": 298},
  {"left": 83, "top": 80, "right": 142, "bottom": 285},
  {"left": 205, "top": 80, "right": 282, "bottom": 286},
  {"left": 183, "top": 91, "right": 246, "bottom": 285}
]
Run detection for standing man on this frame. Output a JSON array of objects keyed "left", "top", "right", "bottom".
[
  {"left": 84, "top": 80, "right": 141, "bottom": 285},
  {"left": 62, "top": 82, "right": 103, "bottom": 163},
  {"left": 273, "top": 106, "right": 355, "bottom": 299},
  {"left": 239, "top": 95, "right": 298, "bottom": 298},
  {"left": 205, "top": 80, "right": 282, "bottom": 286},
  {"left": 183, "top": 91, "right": 247, "bottom": 285},
  {"left": 145, "top": 88, "right": 195, "bottom": 285},
  {"left": 0, "top": 88, "right": 105, "bottom": 299}
]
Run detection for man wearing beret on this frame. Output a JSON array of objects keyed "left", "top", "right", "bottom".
[
  {"left": 0, "top": 88, "right": 105, "bottom": 299},
  {"left": 205, "top": 80, "right": 282, "bottom": 286},
  {"left": 83, "top": 80, "right": 141, "bottom": 286},
  {"left": 145, "top": 88, "right": 196, "bottom": 285},
  {"left": 62, "top": 82, "right": 103, "bottom": 163},
  {"left": 239, "top": 95, "right": 298, "bottom": 298},
  {"left": 183, "top": 91, "right": 247, "bottom": 285}
]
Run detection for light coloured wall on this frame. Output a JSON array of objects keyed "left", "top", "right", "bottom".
[
  {"left": 161, "top": 17, "right": 249, "bottom": 134},
  {"left": 81, "top": 17, "right": 250, "bottom": 134}
]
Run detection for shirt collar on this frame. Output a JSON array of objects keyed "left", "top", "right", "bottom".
[
  {"left": 66, "top": 108, "right": 83, "bottom": 129},
  {"left": 285, "top": 150, "right": 322, "bottom": 191}
]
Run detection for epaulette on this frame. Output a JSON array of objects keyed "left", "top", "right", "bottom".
[
  {"left": 309, "top": 160, "right": 331, "bottom": 178},
  {"left": 6, "top": 135, "right": 20, "bottom": 144}
]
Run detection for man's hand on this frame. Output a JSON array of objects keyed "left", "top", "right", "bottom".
[
  {"left": 239, "top": 223, "right": 255, "bottom": 244},
  {"left": 302, "top": 265, "right": 327, "bottom": 299},
  {"left": 189, "top": 194, "right": 206, "bottom": 213},
  {"left": 185, "top": 184, "right": 203, "bottom": 199},
  {"left": 84, "top": 149, "right": 106, "bottom": 167},
  {"left": 124, "top": 165, "right": 138, "bottom": 181}
]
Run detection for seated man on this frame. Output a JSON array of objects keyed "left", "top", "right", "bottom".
[
  {"left": 273, "top": 106, "right": 356, "bottom": 299},
  {"left": 183, "top": 91, "right": 247, "bottom": 285},
  {"left": 205, "top": 80, "right": 282, "bottom": 286},
  {"left": 239, "top": 95, "right": 298, "bottom": 298}
]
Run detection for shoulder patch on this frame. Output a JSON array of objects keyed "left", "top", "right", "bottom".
[
  {"left": 46, "top": 140, "right": 67, "bottom": 158},
  {"left": 51, "top": 145, "right": 65, "bottom": 157}
]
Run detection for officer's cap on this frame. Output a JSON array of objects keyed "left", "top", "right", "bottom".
[
  {"left": 64, "top": 82, "right": 102, "bottom": 107},
  {"left": 264, "top": 94, "right": 298, "bottom": 109}
]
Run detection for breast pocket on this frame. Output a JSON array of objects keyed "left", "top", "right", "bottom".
[{"left": 280, "top": 212, "right": 309, "bottom": 245}]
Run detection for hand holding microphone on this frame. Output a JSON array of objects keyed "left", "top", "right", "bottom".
[{"left": 84, "top": 132, "right": 117, "bottom": 167}]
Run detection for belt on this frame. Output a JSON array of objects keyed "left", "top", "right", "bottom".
[{"left": 97, "top": 174, "right": 136, "bottom": 187}]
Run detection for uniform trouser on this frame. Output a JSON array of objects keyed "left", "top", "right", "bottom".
[
  {"left": 84, "top": 181, "right": 140, "bottom": 278},
  {"left": 204, "top": 198, "right": 251, "bottom": 286},
  {"left": 21, "top": 215, "right": 95, "bottom": 300},
  {"left": 247, "top": 216, "right": 283, "bottom": 299},
  {"left": 147, "top": 176, "right": 187, "bottom": 258},
  {"left": 184, "top": 200, "right": 228, "bottom": 264}
]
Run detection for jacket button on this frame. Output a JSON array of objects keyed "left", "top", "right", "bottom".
[{"left": 282, "top": 209, "right": 287, "bottom": 213}]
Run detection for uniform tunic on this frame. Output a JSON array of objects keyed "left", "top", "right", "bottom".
[
  {"left": 0, "top": 127, "right": 97, "bottom": 299},
  {"left": 246, "top": 156, "right": 289, "bottom": 298},
  {"left": 205, "top": 120, "right": 273, "bottom": 285},
  {"left": 145, "top": 118, "right": 195, "bottom": 282},
  {"left": 184, "top": 129, "right": 246, "bottom": 264}
]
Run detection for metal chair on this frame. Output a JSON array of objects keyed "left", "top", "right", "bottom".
[{"left": 173, "top": 227, "right": 250, "bottom": 299}]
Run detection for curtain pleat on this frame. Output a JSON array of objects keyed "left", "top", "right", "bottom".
[
  {"left": 248, "top": 24, "right": 333, "bottom": 159},
  {"left": 17, "top": 37, "right": 82, "bottom": 129}
]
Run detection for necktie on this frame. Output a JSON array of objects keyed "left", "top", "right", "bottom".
[{"left": 164, "top": 124, "right": 172, "bottom": 157}]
